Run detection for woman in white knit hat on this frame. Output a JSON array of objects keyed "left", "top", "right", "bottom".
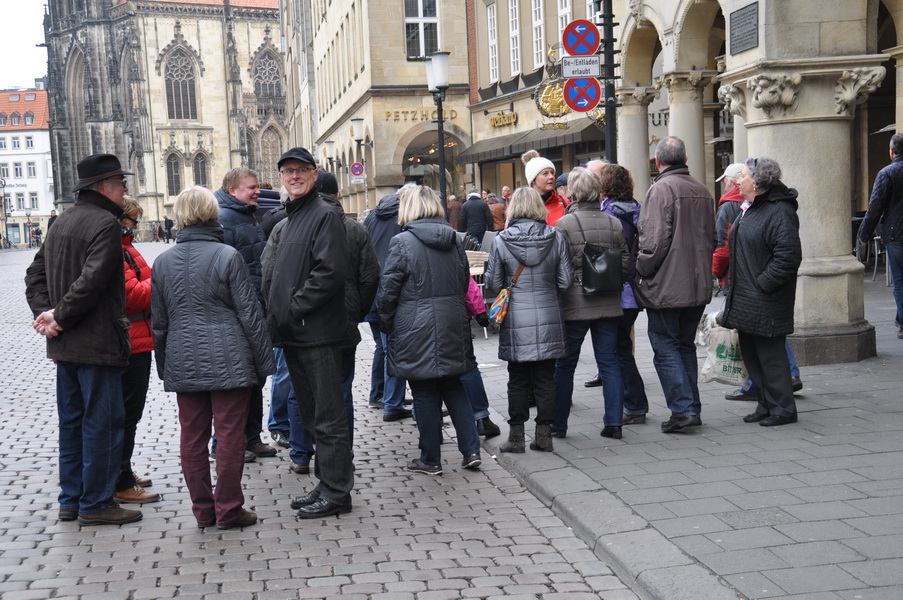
[{"left": 522, "top": 149, "right": 569, "bottom": 226}]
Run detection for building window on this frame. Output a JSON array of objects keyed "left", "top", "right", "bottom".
[
  {"left": 0, "top": 138, "right": 5, "bottom": 150},
  {"left": 509, "top": 0, "right": 521, "bottom": 75},
  {"left": 165, "top": 50, "right": 198, "bottom": 120},
  {"left": 532, "top": 0, "right": 545, "bottom": 69},
  {"left": 25, "top": 136, "right": 33, "bottom": 148},
  {"left": 557, "top": 0, "right": 571, "bottom": 46},
  {"left": 25, "top": 93, "right": 35, "bottom": 101},
  {"left": 487, "top": 3, "right": 498, "bottom": 83},
  {"left": 193, "top": 154, "right": 208, "bottom": 187},
  {"left": 13, "top": 162, "right": 22, "bottom": 178},
  {"left": 0, "top": 113, "right": 6, "bottom": 126},
  {"left": 30, "top": 192, "right": 38, "bottom": 209},
  {"left": 24, "top": 112, "right": 34, "bottom": 126},
  {"left": 2, "top": 194, "right": 10, "bottom": 212},
  {"left": 404, "top": 0, "right": 439, "bottom": 59},
  {"left": 0, "top": 163, "right": 7, "bottom": 178},
  {"left": 586, "top": 0, "right": 595, "bottom": 20},
  {"left": 166, "top": 154, "right": 182, "bottom": 195},
  {"left": 254, "top": 53, "right": 282, "bottom": 97},
  {"left": 27, "top": 162, "right": 36, "bottom": 177},
  {"left": 16, "top": 192, "right": 25, "bottom": 210},
  {"left": 12, "top": 137, "right": 20, "bottom": 149},
  {"left": 11, "top": 113, "right": 20, "bottom": 126},
  {"left": 8, "top": 95, "right": 18, "bottom": 101}
]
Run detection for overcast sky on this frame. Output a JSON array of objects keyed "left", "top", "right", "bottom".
[{"left": 0, "top": 3, "right": 49, "bottom": 90}]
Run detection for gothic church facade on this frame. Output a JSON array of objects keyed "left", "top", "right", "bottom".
[{"left": 44, "top": 0, "right": 286, "bottom": 220}]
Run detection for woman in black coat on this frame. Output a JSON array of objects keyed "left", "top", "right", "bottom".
[
  {"left": 152, "top": 186, "right": 275, "bottom": 528},
  {"left": 377, "top": 185, "right": 481, "bottom": 476},
  {"left": 722, "top": 157, "right": 802, "bottom": 427}
]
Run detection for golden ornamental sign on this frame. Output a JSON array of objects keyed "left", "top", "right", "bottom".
[
  {"left": 489, "top": 112, "right": 518, "bottom": 127},
  {"left": 534, "top": 79, "right": 571, "bottom": 119}
]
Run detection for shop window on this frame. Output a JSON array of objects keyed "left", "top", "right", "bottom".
[{"left": 405, "top": 0, "right": 439, "bottom": 59}]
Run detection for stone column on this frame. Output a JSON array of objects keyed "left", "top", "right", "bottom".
[
  {"left": 615, "top": 86, "right": 659, "bottom": 199},
  {"left": 657, "top": 71, "right": 716, "bottom": 182},
  {"left": 731, "top": 59, "right": 886, "bottom": 364},
  {"left": 717, "top": 82, "right": 748, "bottom": 159},
  {"left": 882, "top": 45, "right": 903, "bottom": 128}
]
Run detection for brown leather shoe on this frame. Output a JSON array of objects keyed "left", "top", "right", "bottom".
[
  {"left": 114, "top": 485, "right": 161, "bottom": 504},
  {"left": 217, "top": 509, "right": 257, "bottom": 530},
  {"left": 78, "top": 504, "right": 142, "bottom": 525},
  {"left": 133, "top": 472, "right": 152, "bottom": 487},
  {"left": 59, "top": 507, "right": 78, "bottom": 521}
]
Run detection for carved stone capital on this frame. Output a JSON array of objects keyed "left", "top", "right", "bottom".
[
  {"left": 628, "top": 0, "right": 651, "bottom": 27},
  {"left": 656, "top": 71, "right": 715, "bottom": 103},
  {"left": 615, "top": 86, "right": 660, "bottom": 107},
  {"left": 834, "top": 66, "right": 886, "bottom": 116},
  {"left": 746, "top": 73, "right": 802, "bottom": 119},
  {"left": 717, "top": 83, "right": 747, "bottom": 119}
]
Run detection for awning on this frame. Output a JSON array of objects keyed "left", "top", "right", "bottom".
[{"left": 456, "top": 130, "right": 529, "bottom": 163}]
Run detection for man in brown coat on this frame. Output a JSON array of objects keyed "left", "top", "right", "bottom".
[
  {"left": 634, "top": 136, "right": 715, "bottom": 433},
  {"left": 25, "top": 154, "right": 142, "bottom": 525}
]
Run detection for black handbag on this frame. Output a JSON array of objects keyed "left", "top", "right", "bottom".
[{"left": 575, "top": 213, "right": 622, "bottom": 295}]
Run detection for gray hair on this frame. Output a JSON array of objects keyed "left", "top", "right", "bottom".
[
  {"left": 744, "top": 156, "right": 782, "bottom": 190},
  {"left": 891, "top": 132, "right": 903, "bottom": 157},
  {"left": 655, "top": 136, "right": 687, "bottom": 166},
  {"left": 567, "top": 167, "right": 603, "bottom": 204}
]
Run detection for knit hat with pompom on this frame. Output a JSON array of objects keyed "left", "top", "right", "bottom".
[{"left": 522, "top": 149, "right": 555, "bottom": 186}]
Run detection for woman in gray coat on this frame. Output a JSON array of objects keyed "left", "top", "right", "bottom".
[
  {"left": 485, "top": 187, "right": 573, "bottom": 453},
  {"left": 553, "top": 167, "right": 630, "bottom": 439},
  {"left": 152, "top": 186, "right": 275, "bottom": 530}
]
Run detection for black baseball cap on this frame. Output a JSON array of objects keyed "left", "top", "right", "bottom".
[{"left": 277, "top": 147, "right": 317, "bottom": 168}]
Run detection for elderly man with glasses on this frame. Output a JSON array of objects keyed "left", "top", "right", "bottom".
[
  {"left": 25, "top": 154, "right": 143, "bottom": 526},
  {"left": 266, "top": 148, "right": 354, "bottom": 519}
]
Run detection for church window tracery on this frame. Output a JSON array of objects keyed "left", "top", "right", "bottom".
[
  {"left": 254, "top": 53, "right": 282, "bottom": 98},
  {"left": 166, "top": 153, "right": 182, "bottom": 195},
  {"left": 165, "top": 50, "right": 198, "bottom": 120}
]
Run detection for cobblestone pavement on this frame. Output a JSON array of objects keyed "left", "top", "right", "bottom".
[{"left": 0, "top": 243, "right": 638, "bottom": 600}]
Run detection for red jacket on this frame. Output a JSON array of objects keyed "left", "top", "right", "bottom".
[
  {"left": 544, "top": 190, "right": 569, "bottom": 226},
  {"left": 122, "top": 236, "right": 154, "bottom": 353}
]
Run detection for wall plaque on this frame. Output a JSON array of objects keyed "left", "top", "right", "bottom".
[{"left": 730, "top": 2, "right": 759, "bottom": 55}]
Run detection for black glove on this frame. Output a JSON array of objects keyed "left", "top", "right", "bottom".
[{"left": 474, "top": 312, "right": 490, "bottom": 327}]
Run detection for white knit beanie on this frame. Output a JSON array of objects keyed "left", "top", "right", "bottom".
[{"left": 524, "top": 153, "right": 555, "bottom": 186}]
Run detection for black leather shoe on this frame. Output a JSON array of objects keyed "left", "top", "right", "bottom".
[
  {"left": 550, "top": 427, "right": 567, "bottom": 438},
  {"left": 760, "top": 414, "right": 798, "bottom": 427},
  {"left": 584, "top": 374, "right": 602, "bottom": 387},
  {"left": 270, "top": 430, "right": 290, "bottom": 448},
  {"left": 660, "top": 415, "right": 702, "bottom": 433},
  {"left": 296, "top": 497, "right": 352, "bottom": 519},
  {"left": 791, "top": 377, "right": 803, "bottom": 393},
  {"left": 743, "top": 412, "right": 769, "bottom": 423},
  {"left": 290, "top": 490, "right": 321, "bottom": 510},
  {"left": 600, "top": 426, "right": 622, "bottom": 439},
  {"left": 476, "top": 417, "right": 501, "bottom": 438},
  {"left": 59, "top": 508, "right": 78, "bottom": 522},
  {"left": 622, "top": 414, "right": 646, "bottom": 425},
  {"left": 383, "top": 409, "right": 413, "bottom": 422}
]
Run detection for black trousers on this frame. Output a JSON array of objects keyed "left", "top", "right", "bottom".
[
  {"left": 738, "top": 332, "right": 797, "bottom": 419},
  {"left": 117, "top": 351, "right": 152, "bottom": 492},
  {"left": 284, "top": 344, "right": 354, "bottom": 503},
  {"left": 507, "top": 359, "right": 556, "bottom": 426}
]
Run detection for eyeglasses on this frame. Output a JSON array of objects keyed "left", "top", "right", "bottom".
[
  {"left": 107, "top": 179, "right": 127, "bottom": 187},
  {"left": 280, "top": 166, "right": 316, "bottom": 175}
]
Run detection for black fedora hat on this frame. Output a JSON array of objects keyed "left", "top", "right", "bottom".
[{"left": 72, "top": 154, "right": 134, "bottom": 192}]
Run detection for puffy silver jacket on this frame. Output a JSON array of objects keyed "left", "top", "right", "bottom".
[
  {"left": 151, "top": 223, "right": 276, "bottom": 393},
  {"left": 485, "top": 218, "right": 573, "bottom": 363}
]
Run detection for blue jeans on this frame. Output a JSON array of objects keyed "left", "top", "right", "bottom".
[
  {"left": 287, "top": 348, "right": 355, "bottom": 465},
  {"left": 554, "top": 318, "right": 623, "bottom": 430},
  {"left": 368, "top": 323, "right": 385, "bottom": 403},
  {"left": 885, "top": 241, "right": 903, "bottom": 327},
  {"left": 409, "top": 377, "right": 480, "bottom": 466},
  {"left": 618, "top": 309, "right": 649, "bottom": 416},
  {"left": 646, "top": 305, "right": 706, "bottom": 417},
  {"left": 380, "top": 332, "right": 407, "bottom": 415},
  {"left": 268, "top": 348, "right": 291, "bottom": 433},
  {"left": 460, "top": 340, "right": 490, "bottom": 420},
  {"left": 741, "top": 339, "right": 799, "bottom": 392},
  {"left": 56, "top": 361, "right": 124, "bottom": 514}
]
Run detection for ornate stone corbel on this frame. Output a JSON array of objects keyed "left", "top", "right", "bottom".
[
  {"left": 746, "top": 73, "right": 802, "bottom": 119},
  {"left": 656, "top": 72, "right": 714, "bottom": 103},
  {"left": 628, "top": 0, "right": 651, "bottom": 27},
  {"left": 718, "top": 83, "right": 747, "bottom": 119},
  {"left": 615, "top": 86, "right": 660, "bottom": 107},
  {"left": 835, "top": 67, "right": 886, "bottom": 115}
]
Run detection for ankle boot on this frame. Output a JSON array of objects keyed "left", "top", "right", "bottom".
[
  {"left": 476, "top": 417, "right": 501, "bottom": 438},
  {"left": 529, "top": 423, "right": 553, "bottom": 452},
  {"left": 499, "top": 424, "right": 525, "bottom": 453}
]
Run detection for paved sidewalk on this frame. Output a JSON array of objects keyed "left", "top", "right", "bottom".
[
  {"left": 0, "top": 244, "right": 637, "bottom": 600},
  {"left": 472, "top": 271, "right": 903, "bottom": 600}
]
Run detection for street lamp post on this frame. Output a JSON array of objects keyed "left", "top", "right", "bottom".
[
  {"left": 324, "top": 139, "right": 337, "bottom": 172},
  {"left": 350, "top": 117, "right": 373, "bottom": 211},
  {"left": 0, "top": 177, "right": 7, "bottom": 247},
  {"left": 424, "top": 51, "right": 450, "bottom": 211}
]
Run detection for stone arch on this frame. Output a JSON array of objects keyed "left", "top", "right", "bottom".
[
  {"left": 191, "top": 150, "right": 212, "bottom": 188},
  {"left": 65, "top": 46, "right": 89, "bottom": 159},
  {"left": 673, "top": 0, "right": 725, "bottom": 71},
  {"left": 154, "top": 21, "right": 205, "bottom": 76},
  {"left": 164, "top": 151, "right": 185, "bottom": 196},
  {"left": 620, "top": 5, "right": 665, "bottom": 86}
]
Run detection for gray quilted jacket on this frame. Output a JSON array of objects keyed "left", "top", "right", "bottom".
[
  {"left": 151, "top": 223, "right": 276, "bottom": 393},
  {"left": 485, "top": 218, "right": 573, "bottom": 363}
]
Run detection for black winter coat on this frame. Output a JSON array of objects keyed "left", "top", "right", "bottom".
[
  {"left": 377, "top": 217, "right": 471, "bottom": 380},
  {"left": 460, "top": 197, "right": 493, "bottom": 242},
  {"left": 860, "top": 155, "right": 903, "bottom": 243},
  {"left": 25, "top": 190, "right": 130, "bottom": 367},
  {"left": 151, "top": 223, "right": 275, "bottom": 392},
  {"left": 267, "top": 188, "right": 348, "bottom": 348},
  {"left": 722, "top": 182, "right": 802, "bottom": 337},
  {"left": 216, "top": 188, "right": 266, "bottom": 304}
]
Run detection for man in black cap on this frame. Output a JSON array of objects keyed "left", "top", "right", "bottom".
[
  {"left": 25, "top": 154, "right": 142, "bottom": 526},
  {"left": 266, "top": 148, "right": 354, "bottom": 518}
]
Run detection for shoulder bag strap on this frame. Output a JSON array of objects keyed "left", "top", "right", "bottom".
[{"left": 510, "top": 263, "right": 525, "bottom": 286}]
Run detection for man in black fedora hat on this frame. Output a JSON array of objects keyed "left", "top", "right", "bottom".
[{"left": 25, "top": 153, "right": 143, "bottom": 526}]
